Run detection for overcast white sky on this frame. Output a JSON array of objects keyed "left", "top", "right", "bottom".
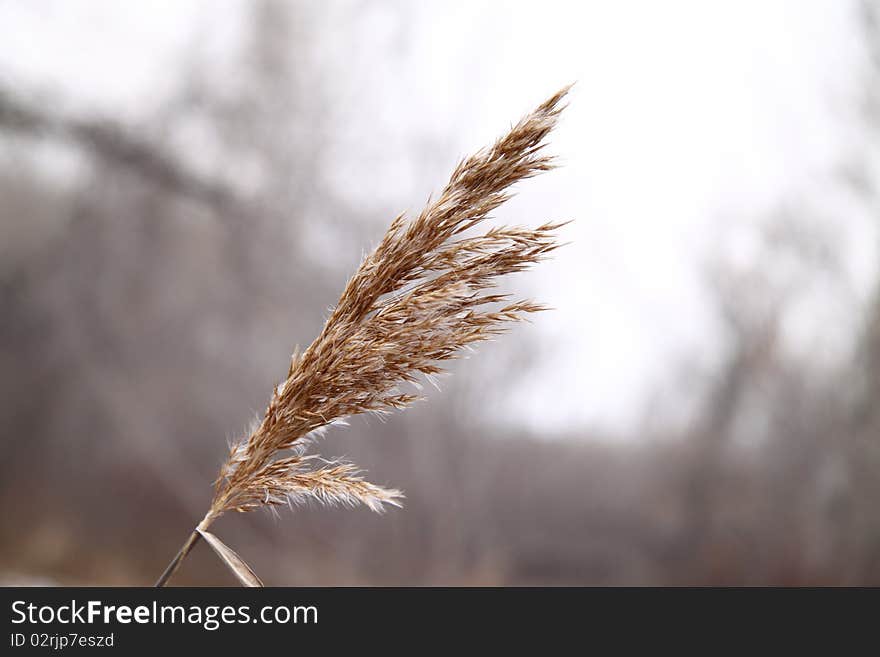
[{"left": 1, "top": 0, "right": 874, "bottom": 434}]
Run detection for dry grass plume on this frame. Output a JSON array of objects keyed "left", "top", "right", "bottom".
[{"left": 156, "top": 85, "right": 572, "bottom": 586}]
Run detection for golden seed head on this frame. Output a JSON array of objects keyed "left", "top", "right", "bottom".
[{"left": 207, "top": 86, "right": 572, "bottom": 522}]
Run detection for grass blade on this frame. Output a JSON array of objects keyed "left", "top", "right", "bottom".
[{"left": 196, "top": 529, "right": 264, "bottom": 587}]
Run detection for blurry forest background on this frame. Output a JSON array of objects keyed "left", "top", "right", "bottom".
[{"left": 3, "top": 0, "right": 880, "bottom": 585}]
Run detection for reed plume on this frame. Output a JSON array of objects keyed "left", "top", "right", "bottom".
[{"left": 155, "top": 86, "right": 571, "bottom": 586}]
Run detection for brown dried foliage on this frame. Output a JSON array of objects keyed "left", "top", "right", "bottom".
[{"left": 201, "top": 86, "right": 571, "bottom": 529}]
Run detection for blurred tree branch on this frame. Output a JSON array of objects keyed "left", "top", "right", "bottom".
[{"left": 0, "top": 86, "right": 235, "bottom": 211}]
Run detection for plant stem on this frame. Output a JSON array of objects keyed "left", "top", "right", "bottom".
[{"left": 154, "top": 529, "right": 201, "bottom": 587}]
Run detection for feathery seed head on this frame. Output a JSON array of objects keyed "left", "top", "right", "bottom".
[{"left": 206, "top": 86, "right": 572, "bottom": 523}]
